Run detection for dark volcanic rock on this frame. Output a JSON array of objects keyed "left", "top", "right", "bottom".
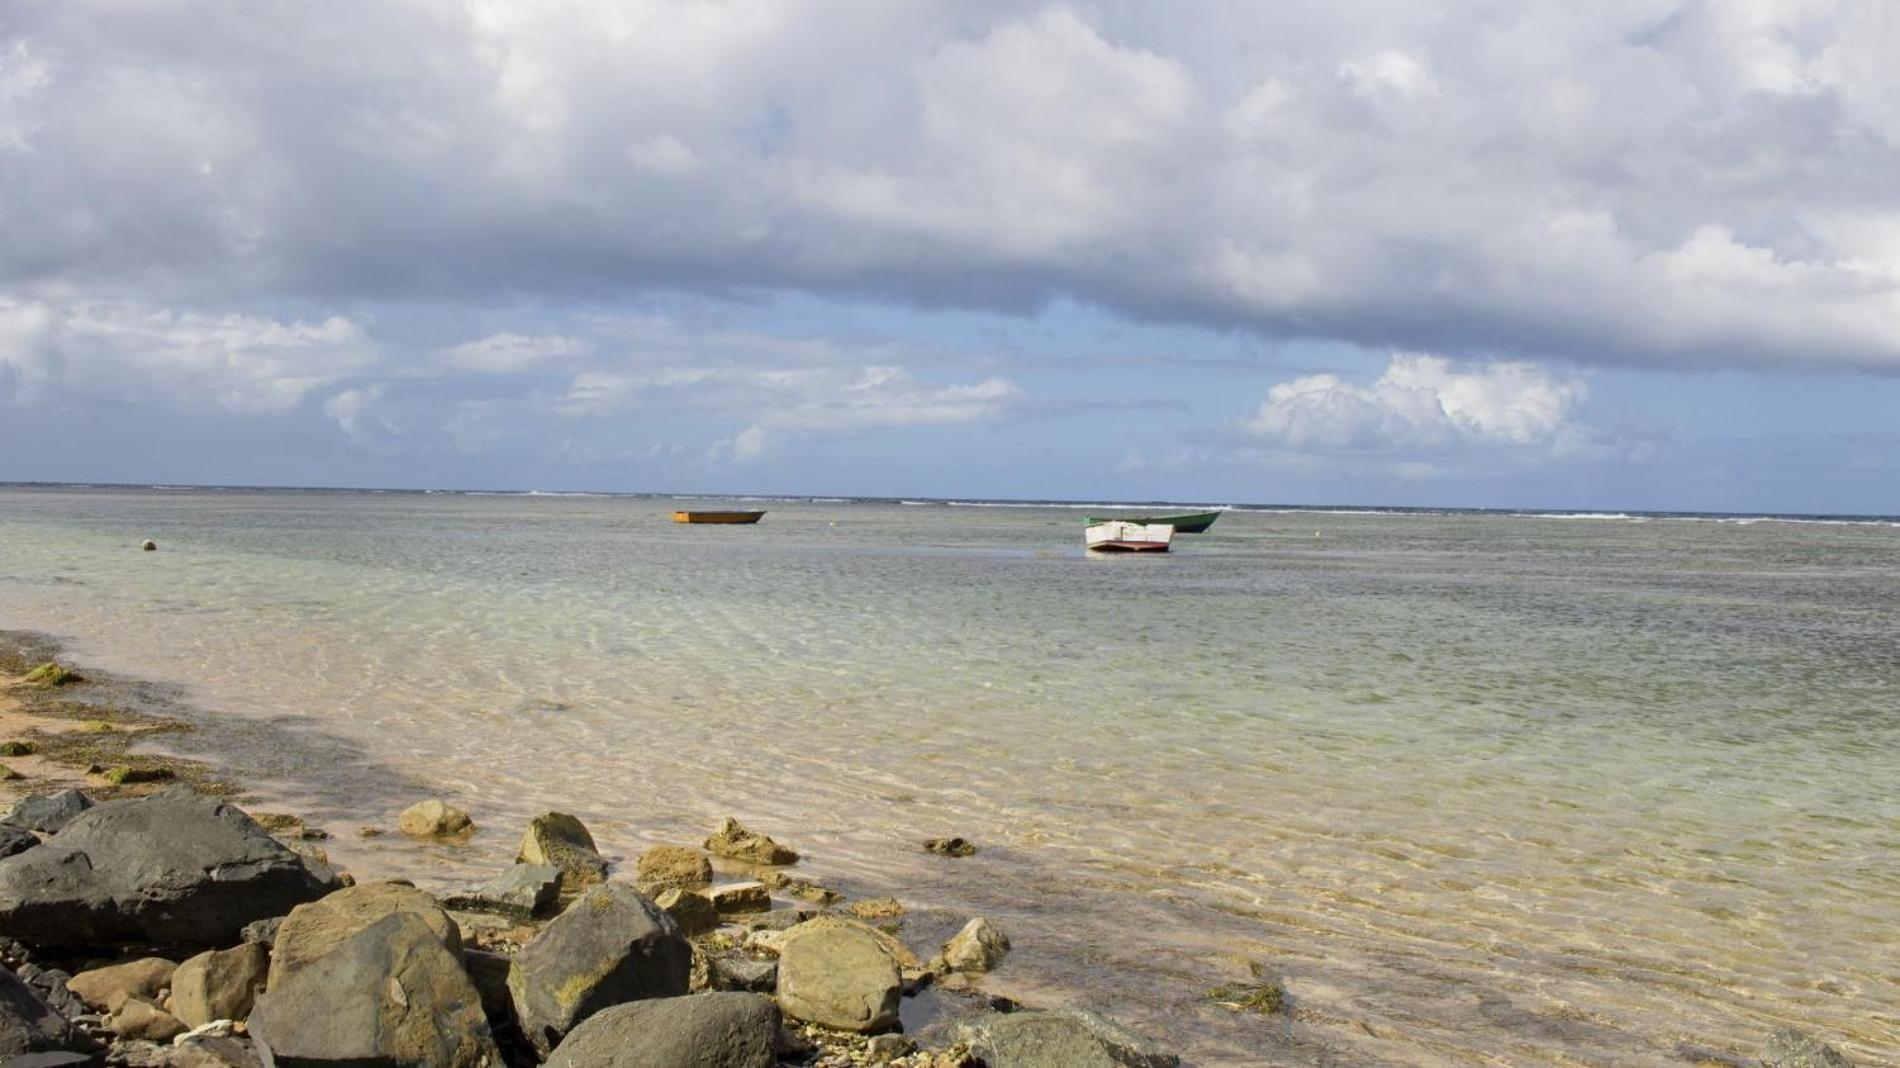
[
  {"left": 1, "top": 791, "right": 94, "bottom": 835},
  {"left": 0, "top": 966, "right": 73, "bottom": 1057},
  {"left": 0, "top": 827, "right": 37, "bottom": 861},
  {"left": 249, "top": 911, "right": 499, "bottom": 1068},
  {"left": 507, "top": 882, "right": 691, "bottom": 1057},
  {"left": 545, "top": 992, "right": 780, "bottom": 1068},
  {"left": 950, "top": 1008, "right": 1180, "bottom": 1068},
  {"left": 0, "top": 788, "right": 339, "bottom": 949}
]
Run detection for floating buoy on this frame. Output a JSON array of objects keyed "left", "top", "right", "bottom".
[{"left": 141, "top": 540, "right": 157, "bottom": 552}]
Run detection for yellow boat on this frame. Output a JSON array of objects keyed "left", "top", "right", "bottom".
[{"left": 672, "top": 510, "right": 766, "bottom": 524}]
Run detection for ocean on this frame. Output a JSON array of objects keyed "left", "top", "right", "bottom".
[{"left": 1, "top": 485, "right": 1895, "bottom": 1065}]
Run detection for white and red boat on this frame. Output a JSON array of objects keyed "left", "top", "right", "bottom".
[{"left": 1084, "top": 520, "right": 1173, "bottom": 553}]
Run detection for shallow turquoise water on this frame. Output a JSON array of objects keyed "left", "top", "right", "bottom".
[{"left": 1, "top": 488, "right": 1895, "bottom": 1065}]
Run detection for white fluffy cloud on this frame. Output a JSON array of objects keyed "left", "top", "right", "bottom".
[
  {"left": 3, "top": 2, "right": 1898, "bottom": 371},
  {"left": 1248, "top": 354, "right": 1587, "bottom": 455}
]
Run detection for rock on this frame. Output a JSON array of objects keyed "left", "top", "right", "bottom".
[
  {"left": 21, "top": 664, "right": 80, "bottom": 689},
  {"left": 516, "top": 812, "right": 608, "bottom": 886},
  {"left": 141, "top": 540, "right": 158, "bottom": 552},
  {"left": 938, "top": 918, "right": 1010, "bottom": 975},
  {"left": 0, "top": 966, "right": 73, "bottom": 1056},
  {"left": 1, "top": 1054, "right": 94, "bottom": 1068},
  {"left": 0, "top": 742, "right": 35, "bottom": 758},
  {"left": 653, "top": 887, "right": 719, "bottom": 937},
  {"left": 634, "top": 845, "right": 712, "bottom": 890},
  {"left": 249, "top": 911, "right": 500, "bottom": 1068},
  {"left": 710, "top": 882, "right": 771, "bottom": 916},
  {"left": 865, "top": 1034, "right": 916, "bottom": 1063},
  {"left": 773, "top": 916, "right": 901, "bottom": 1033},
  {"left": 13, "top": 963, "right": 85, "bottom": 1021},
  {"left": 1763, "top": 1028, "right": 1853, "bottom": 1068},
  {"left": 268, "top": 881, "right": 461, "bottom": 990},
  {"left": 1207, "top": 980, "right": 1285, "bottom": 1014},
  {"left": 109, "top": 996, "right": 188, "bottom": 1042},
  {"left": 396, "top": 799, "right": 473, "bottom": 839},
  {"left": 923, "top": 837, "right": 977, "bottom": 857},
  {"left": 704, "top": 817, "right": 798, "bottom": 866},
  {"left": 445, "top": 864, "right": 561, "bottom": 922},
  {"left": 68, "top": 956, "right": 176, "bottom": 1013},
  {"left": 100, "top": 765, "right": 175, "bottom": 785},
  {"left": 506, "top": 882, "right": 691, "bottom": 1056},
  {"left": 0, "top": 827, "right": 37, "bottom": 860},
  {"left": 709, "top": 956, "right": 777, "bottom": 993},
  {"left": 0, "top": 788, "right": 339, "bottom": 949},
  {"left": 241, "top": 916, "right": 282, "bottom": 948},
  {"left": 459, "top": 949, "right": 515, "bottom": 1031},
  {"left": 1, "top": 789, "right": 94, "bottom": 834},
  {"left": 170, "top": 942, "right": 269, "bottom": 1028},
  {"left": 544, "top": 992, "right": 780, "bottom": 1068},
  {"left": 172, "top": 1032, "right": 264, "bottom": 1068},
  {"left": 735, "top": 907, "right": 816, "bottom": 933},
  {"left": 847, "top": 897, "right": 905, "bottom": 920},
  {"left": 950, "top": 1008, "right": 1179, "bottom": 1068}
]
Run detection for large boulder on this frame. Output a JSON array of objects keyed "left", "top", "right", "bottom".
[
  {"left": 171, "top": 942, "right": 270, "bottom": 1028},
  {"left": 1, "top": 790, "right": 92, "bottom": 835},
  {"left": 517, "top": 813, "right": 608, "bottom": 886},
  {"left": 949, "top": 1008, "right": 1180, "bottom": 1068},
  {"left": 0, "top": 967, "right": 72, "bottom": 1056},
  {"left": 507, "top": 882, "right": 691, "bottom": 1056},
  {"left": 0, "top": 788, "right": 338, "bottom": 949},
  {"left": 249, "top": 911, "right": 499, "bottom": 1068},
  {"left": 545, "top": 992, "right": 780, "bottom": 1068},
  {"left": 704, "top": 818, "right": 798, "bottom": 866},
  {"left": 773, "top": 917, "right": 900, "bottom": 1033},
  {"left": 268, "top": 882, "right": 461, "bottom": 989}
]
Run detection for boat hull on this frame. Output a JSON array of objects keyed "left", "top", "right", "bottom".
[
  {"left": 1082, "top": 511, "right": 1220, "bottom": 534},
  {"left": 672, "top": 510, "right": 766, "bottom": 524},
  {"left": 1085, "top": 521, "right": 1173, "bottom": 553}
]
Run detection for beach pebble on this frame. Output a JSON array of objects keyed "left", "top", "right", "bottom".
[
  {"left": 937, "top": 917, "right": 1011, "bottom": 975},
  {"left": 168, "top": 942, "right": 269, "bottom": 1029},
  {"left": 268, "top": 881, "right": 461, "bottom": 989},
  {"left": 508, "top": 882, "right": 691, "bottom": 1056},
  {"left": 636, "top": 844, "right": 713, "bottom": 890},
  {"left": 705, "top": 816, "right": 800, "bottom": 866},
  {"left": 773, "top": 916, "right": 902, "bottom": 1033},
  {"left": 396, "top": 798, "right": 474, "bottom": 839},
  {"left": 711, "top": 882, "right": 772, "bottom": 916},
  {"left": 545, "top": 992, "right": 780, "bottom": 1068},
  {"left": 249, "top": 912, "right": 499, "bottom": 1067},
  {"left": 516, "top": 811, "right": 609, "bottom": 886}
]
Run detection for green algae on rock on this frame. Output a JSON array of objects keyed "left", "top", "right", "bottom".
[{"left": 22, "top": 662, "right": 81, "bottom": 688}]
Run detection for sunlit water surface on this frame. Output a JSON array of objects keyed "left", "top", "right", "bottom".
[{"left": 1, "top": 488, "right": 1896, "bottom": 1065}]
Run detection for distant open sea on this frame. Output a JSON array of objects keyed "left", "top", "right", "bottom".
[{"left": 1, "top": 484, "right": 1895, "bottom": 1065}]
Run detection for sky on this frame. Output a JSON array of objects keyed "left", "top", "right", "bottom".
[{"left": 2, "top": 1, "right": 1898, "bottom": 513}]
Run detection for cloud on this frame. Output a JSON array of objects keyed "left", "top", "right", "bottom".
[
  {"left": 0, "top": 298, "right": 376, "bottom": 412},
  {"left": 324, "top": 384, "right": 399, "bottom": 450},
  {"left": 441, "top": 332, "right": 591, "bottom": 373},
  {"left": 3, "top": 2, "right": 1897, "bottom": 371},
  {"left": 1247, "top": 354, "right": 1587, "bottom": 456}
]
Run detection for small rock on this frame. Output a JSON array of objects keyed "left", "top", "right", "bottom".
[
  {"left": 1, "top": 789, "right": 93, "bottom": 834},
  {"left": 169, "top": 942, "right": 269, "bottom": 1028},
  {"left": 653, "top": 887, "right": 720, "bottom": 937},
  {"left": 710, "top": 955, "right": 777, "bottom": 993},
  {"left": 704, "top": 817, "right": 799, "bottom": 866},
  {"left": 635, "top": 844, "right": 713, "bottom": 890},
  {"left": 397, "top": 799, "right": 473, "bottom": 839},
  {"left": 865, "top": 1033, "right": 917, "bottom": 1063},
  {"left": 357, "top": 826, "right": 384, "bottom": 838},
  {"left": 545, "top": 992, "right": 780, "bottom": 1068},
  {"left": 171, "top": 1032, "right": 263, "bottom": 1068},
  {"left": 14, "top": 962, "right": 86, "bottom": 1021},
  {"left": 710, "top": 882, "right": 771, "bottom": 915},
  {"left": 736, "top": 907, "right": 817, "bottom": 932},
  {"left": 516, "top": 812, "right": 608, "bottom": 886},
  {"left": 1207, "top": 979, "right": 1285, "bottom": 1015},
  {"left": 0, "top": 828, "right": 37, "bottom": 861},
  {"left": 101, "top": 765, "right": 174, "bottom": 785},
  {"left": 1763, "top": 1027, "right": 1854, "bottom": 1068},
  {"left": 240, "top": 916, "right": 282, "bottom": 948},
  {"left": 443, "top": 864, "right": 561, "bottom": 921},
  {"left": 938, "top": 917, "right": 1010, "bottom": 975},
  {"left": 847, "top": 897, "right": 905, "bottom": 920},
  {"left": 506, "top": 882, "right": 691, "bottom": 1056},
  {"left": 249, "top": 911, "right": 499, "bottom": 1067},
  {"left": 951, "top": 1008, "right": 1179, "bottom": 1068},
  {"left": 923, "top": 836, "right": 977, "bottom": 857},
  {"left": 68, "top": 957, "right": 177, "bottom": 1013},
  {"left": 141, "top": 540, "right": 157, "bottom": 552},
  {"left": 774, "top": 916, "right": 902, "bottom": 1033},
  {"left": 109, "top": 996, "right": 188, "bottom": 1042},
  {"left": 267, "top": 881, "right": 462, "bottom": 989},
  {"left": 0, "top": 742, "right": 36, "bottom": 758}
]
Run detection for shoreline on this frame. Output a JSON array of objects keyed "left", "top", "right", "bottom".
[{"left": 0, "top": 636, "right": 1239, "bottom": 1066}]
